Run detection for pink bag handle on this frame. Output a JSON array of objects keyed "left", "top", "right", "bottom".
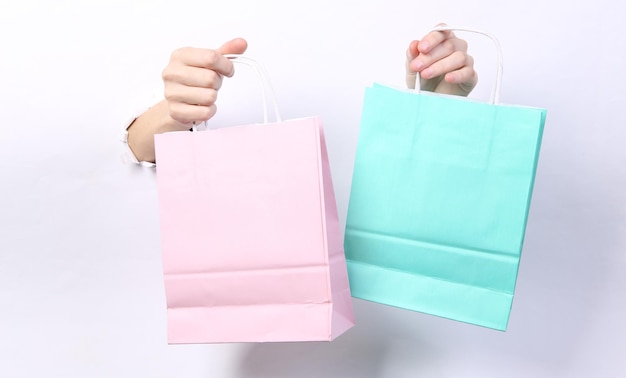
[
  {"left": 225, "top": 55, "right": 283, "bottom": 123},
  {"left": 413, "top": 25, "right": 503, "bottom": 105},
  {"left": 193, "top": 55, "right": 282, "bottom": 131}
]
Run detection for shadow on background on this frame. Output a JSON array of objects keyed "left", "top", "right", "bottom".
[{"left": 232, "top": 300, "right": 443, "bottom": 378}]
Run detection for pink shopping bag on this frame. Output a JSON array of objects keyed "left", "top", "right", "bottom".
[{"left": 153, "top": 57, "right": 354, "bottom": 344}]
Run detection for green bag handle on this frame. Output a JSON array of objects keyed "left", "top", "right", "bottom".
[{"left": 414, "top": 25, "right": 503, "bottom": 105}]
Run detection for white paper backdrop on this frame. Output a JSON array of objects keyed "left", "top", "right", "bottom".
[{"left": 1, "top": 1, "right": 624, "bottom": 377}]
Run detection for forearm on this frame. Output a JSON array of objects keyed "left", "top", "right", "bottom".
[{"left": 126, "top": 99, "right": 190, "bottom": 163}]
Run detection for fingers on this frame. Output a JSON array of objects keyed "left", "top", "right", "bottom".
[
  {"left": 161, "top": 38, "right": 248, "bottom": 124},
  {"left": 168, "top": 102, "right": 218, "bottom": 125},
  {"left": 420, "top": 50, "right": 470, "bottom": 80},
  {"left": 164, "top": 83, "right": 219, "bottom": 124},
  {"left": 405, "top": 25, "right": 477, "bottom": 95},
  {"left": 162, "top": 65, "right": 224, "bottom": 89},
  {"left": 169, "top": 47, "right": 235, "bottom": 77},
  {"left": 216, "top": 38, "right": 249, "bottom": 77},
  {"left": 218, "top": 38, "right": 248, "bottom": 56},
  {"left": 435, "top": 66, "right": 478, "bottom": 97},
  {"left": 418, "top": 28, "right": 455, "bottom": 54},
  {"left": 409, "top": 36, "right": 467, "bottom": 74},
  {"left": 162, "top": 52, "right": 224, "bottom": 123},
  {"left": 165, "top": 82, "right": 218, "bottom": 107},
  {"left": 444, "top": 55, "right": 477, "bottom": 85}
]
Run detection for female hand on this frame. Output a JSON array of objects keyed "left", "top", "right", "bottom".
[
  {"left": 405, "top": 26, "right": 477, "bottom": 96},
  {"left": 162, "top": 38, "right": 248, "bottom": 125},
  {"left": 126, "top": 38, "right": 247, "bottom": 163}
]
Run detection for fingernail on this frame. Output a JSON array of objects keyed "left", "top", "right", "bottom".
[
  {"left": 414, "top": 60, "right": 424, "bottom": 70},
  {"left": 422, "top": 68, "right": 433, "bottom": 78},
  {"left": 420, "top": 41, "right": 430, "bottom": 52}
]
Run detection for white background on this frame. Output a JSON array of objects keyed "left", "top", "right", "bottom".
[{"left": 1, "top": 1, "right": 624, "bottom": 377}]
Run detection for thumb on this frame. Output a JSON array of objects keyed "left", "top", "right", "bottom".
[
  {"left": 406, "top": 40, "right": 420, "bottom": 61},
  {"left": 217, "top": 38, "right": 248, "bottom": 55},
  {"left": 405, "top": 40, "right": 420, "bottom": 89},
  {"left": 405, "top": 69, "right": 418, "bottom": 89}
]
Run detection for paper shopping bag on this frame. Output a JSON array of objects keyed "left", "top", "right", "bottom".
[
  {"left": 344, "top": 27, "right": 547, "bottom": 331},
  {"left": 154, "top": 57, "right": 354, "bottom": 344}
]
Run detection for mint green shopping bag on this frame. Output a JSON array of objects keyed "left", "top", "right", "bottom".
[{"left": 344, "top": 27, "right": 546, "bottom": 331}]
